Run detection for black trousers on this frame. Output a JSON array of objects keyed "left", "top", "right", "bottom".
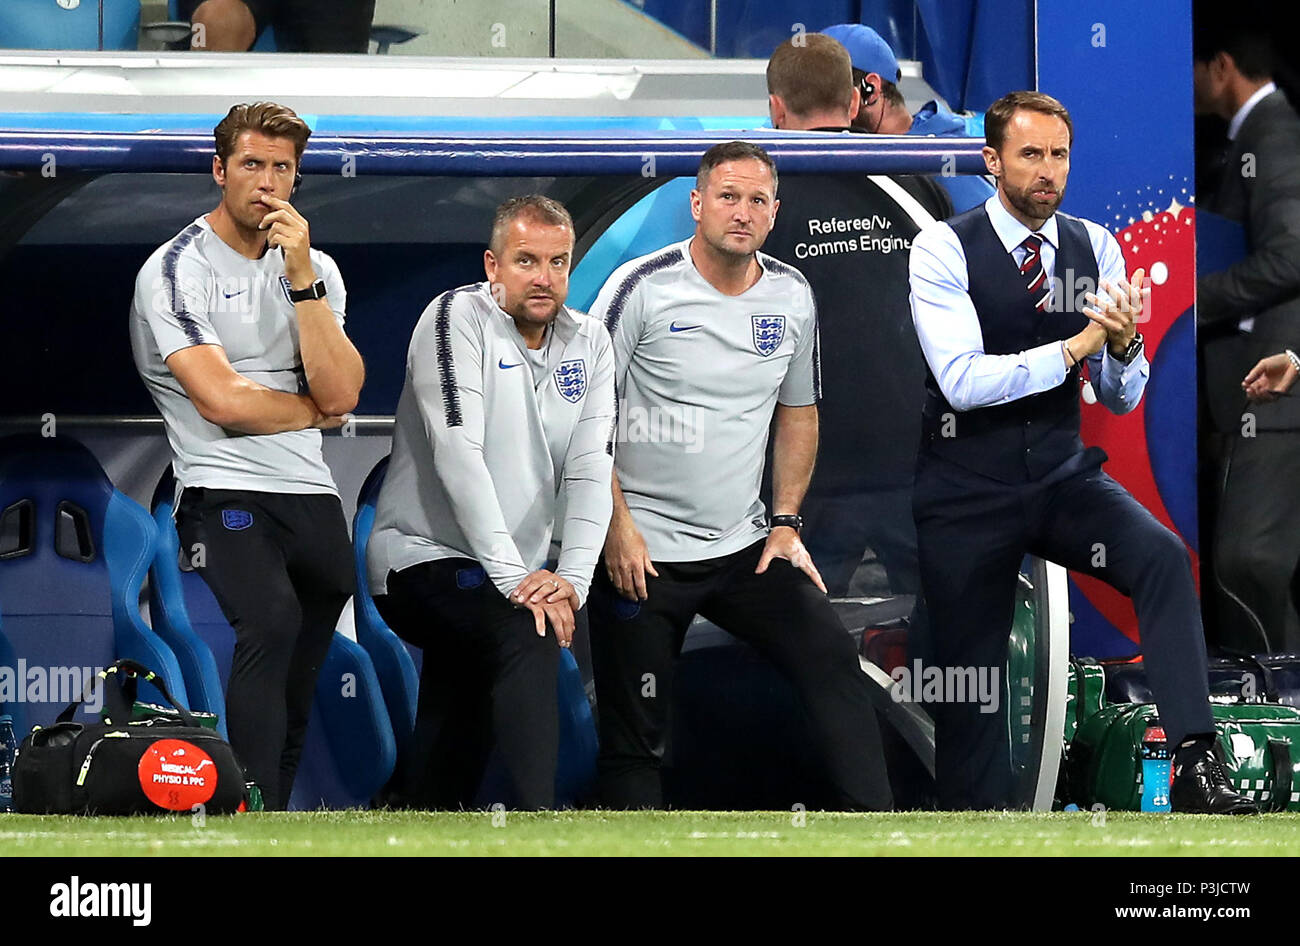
[
  {"left": 587, "top": 539, "right": 893, "bottom": 810},
  {"left": 175, "top": 488, "right": 354, "bottom": 811},
  {"left": 913, "top": 452, "right": 1216, "bottom": 809},
  {"left": 373, "top": 559, "right": 562, "bottom": 810},
  {"left": 801, "top": 485, "right": 921, "bottom": 598},
  {"left": 1212, "top": 431, "right": 1300, "bottom": 653},
  {"left": 180, "top": 0, "right": 375, "bottom": 52}
]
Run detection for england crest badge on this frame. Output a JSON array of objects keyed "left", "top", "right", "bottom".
[
  {"left": 221, "top": 509, "right": 254, "bottom": 531},
  {"left": 751, "top": 315, "right": 786, "bottom": 356},
  {"left": 279, "top": 275, "right": 295, "bottom": 304},
  {"left": 554, "top": 359, "right": 587, "bottom": 403}
]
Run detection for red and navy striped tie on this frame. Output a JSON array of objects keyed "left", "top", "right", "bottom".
[{"left": 1019, "top": 233, "right": 1051, "bottom": 311}]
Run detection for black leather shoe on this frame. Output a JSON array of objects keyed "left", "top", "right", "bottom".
[{"left": 1170, "top": 753, "right": 1259, "bottom": 815}]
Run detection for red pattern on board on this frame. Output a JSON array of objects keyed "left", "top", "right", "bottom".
[{"left": 1074, "top": 204, "right": 1197, "bottom": 644}]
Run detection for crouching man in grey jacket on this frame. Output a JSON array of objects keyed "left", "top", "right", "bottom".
[{"left": 368, "top": 195, "right": 616, "bottom": 810}]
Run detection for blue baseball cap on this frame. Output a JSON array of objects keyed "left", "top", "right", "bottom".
[{"left": 820, "top": 24, "right": 901, "bottom": 82}]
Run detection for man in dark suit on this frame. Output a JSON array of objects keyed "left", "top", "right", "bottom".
[
  {"left": 909, "top": 90, "right": 1255, "bottom": 814},
  {"left": 1195, "top": 17, "right": 1300, "bottom": 653}
]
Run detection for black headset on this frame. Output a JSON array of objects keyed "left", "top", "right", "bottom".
[{"left": 858, "top": 74, "right": 885, "bottom": 133}]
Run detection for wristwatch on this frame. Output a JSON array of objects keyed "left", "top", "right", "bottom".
[
  {"left": 288, "top": 279, "right": 328, "bottom": 303},
  {"left": 1113, "top": 333, "right": 1144, "bottom": 366},
  {"left": 769, "top": 514, "right": 804, "bottom": 532}
]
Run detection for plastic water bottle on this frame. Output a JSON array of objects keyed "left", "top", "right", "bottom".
[
  {"left": 1140, "top": 723, "right": 1172, "bottom": 812},
  {"left": 0, "top": 714, "right": 16, "bottom": 813}
]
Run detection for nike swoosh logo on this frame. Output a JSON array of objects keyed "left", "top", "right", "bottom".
[
  {"left": 498, "top": 359, "right": 522, "bottom": 369},
  {"left": 223, "top": 289, "right": 247, "bottom": 299},
  {"left": 669, "top": 322, "right": 701, "bottom": 333}
]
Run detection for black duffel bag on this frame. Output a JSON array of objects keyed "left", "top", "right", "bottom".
[{"left": 11, "top": 659, "right": 246, "bottom": 815}]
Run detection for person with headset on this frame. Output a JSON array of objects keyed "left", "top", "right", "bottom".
[
  {"left": 820, "top": 23, "right": 995, "bottom": 214},
  {"left": 129, "top": 102, "right": 364, "bottom": 810}
]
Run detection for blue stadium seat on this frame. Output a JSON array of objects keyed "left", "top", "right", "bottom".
[
  {"left": 0, "top": 434, "right": 187, "bottom": 731},
  {"left": 553, "top": 638, "right": 598, "bottom": 805},
  {"left": 146, "top": 473, "right": 230, "bottom": 735},
  {"left": 352, "top": 455, "right": 419, "bottom": 756},
  {"left": 353, "top": 456, "right": 598, "bottom": 806},
  {"left": 0, "top": 0, "right": 141, "bottom": 51},
  {"left": 296, "top": 634, "right": 394, "bottom": 809},
  {"left": 147, "top": 467, "right": 395, "bottom": 809}
]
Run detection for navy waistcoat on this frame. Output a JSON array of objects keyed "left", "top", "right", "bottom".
[{"left": 920, "top": 206, "right": 1099, "bottom": 482}]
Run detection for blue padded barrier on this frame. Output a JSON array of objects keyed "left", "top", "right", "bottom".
[
  {"left": 0, "top": 129, "right": 988, "bottom": 177},
  {"left": 0, "top": 113, "right": 769, "bottom": 134},
  {"left": 569, "top": 176, "right": 695, "bottom": 311},
  {"left": 0, "top": 434, "right": 186, "bottom": 730},
  {"left": 351, "top": 456, "right": 419, "bottom": 757}
]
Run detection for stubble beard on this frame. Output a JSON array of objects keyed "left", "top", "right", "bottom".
[
  {"left": 1007, "top": 182, "right": 1064, "bottom": 226},
  {"left": 508, "top": 293, "right": 561, "bottom": 326},
  {"left": 704, "top": 226, "right": 759, "bottom": 264}
]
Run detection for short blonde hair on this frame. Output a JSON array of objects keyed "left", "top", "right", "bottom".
[{"left": 489, "top": 195, "right": 574, "bottom": 254}]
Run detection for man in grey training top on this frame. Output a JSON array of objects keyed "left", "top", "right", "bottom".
[
  {"left": 586, "top": 141, "right": 892, "bottom": 810},
  {"left": 368, "top": 195, "right": 616, "bottom": 809},
  {"left": 130, "top": 102, "right": 364, "bottom": 810}
]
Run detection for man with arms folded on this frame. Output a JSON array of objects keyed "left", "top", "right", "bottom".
[
  {"left": 368, "top": 196, "right": 615, "bottom": 810},
  {"left": 130, "top": 101, "right": 364, "bottom": 810},
  {"left": 587, "top": 141, "right": 892, "bottom": 811}
]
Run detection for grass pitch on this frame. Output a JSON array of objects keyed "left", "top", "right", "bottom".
[{"left": 3, "top": 809, "right": 1300, "bottom": 856}]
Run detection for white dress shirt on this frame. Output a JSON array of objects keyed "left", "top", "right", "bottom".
[
  {"left": 1228, "top": 81, "right": 1276, "bottom": 140},
  {"left": 1224, "top": 81, "right": 1278, "bottom": 335},
  {"left": 909, "top": 194, "right": 1149, "bottom": 414}
]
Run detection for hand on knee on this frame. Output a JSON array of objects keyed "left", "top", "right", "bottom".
[{"left": 190, "top": 0, "right": 256, "bottom": 50}]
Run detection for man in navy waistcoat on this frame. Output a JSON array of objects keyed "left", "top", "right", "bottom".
[{"left": 908, "top": 90, "right": 1255, "bottom": 813}]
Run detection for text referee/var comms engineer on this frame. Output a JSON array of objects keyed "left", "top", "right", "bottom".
[
  {"left": 368, "top": 196, "right": 616, "bottom": 810},
  {"left": 129, "top": 102, "right": 365, "bottom": 811},
  {"left": 909, "top": 90, "right": 1254, "bottom": 813},
  {"left": 587, "top": 141, "right": 892, "bottom": 811}
]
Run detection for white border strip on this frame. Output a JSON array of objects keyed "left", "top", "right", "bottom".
[{"left": 1031, "top": 558, "right": 1070, "bottom": 810}]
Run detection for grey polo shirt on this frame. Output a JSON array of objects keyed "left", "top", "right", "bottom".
[
  {"left": 129, "top": 215, "right": 347, "bottom": 496},
  {"left": 590, "top": 238, "right": 820, "bottom": 562}
]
